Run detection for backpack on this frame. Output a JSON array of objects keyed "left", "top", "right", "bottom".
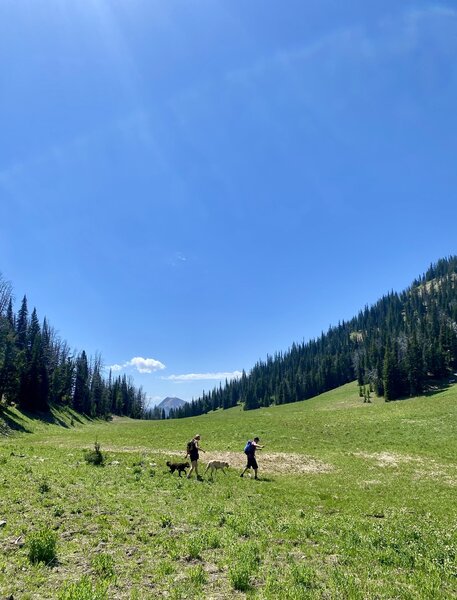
[
  {"left": 186, "top": 439, "right": 196, "bottom": 454},
  {"left": 244, "top": 440, "right": 253, "bottom": 455}
]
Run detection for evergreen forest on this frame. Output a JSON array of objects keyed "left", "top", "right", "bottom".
[
  {"left": 169, "top": 256, "right": 457, "bottom": 418},
  {"left": 0, "top": 279, "right": 146, "bottom": 419},
  {"left": 2, "top": 256, "right": 457, "bottom": 421}
]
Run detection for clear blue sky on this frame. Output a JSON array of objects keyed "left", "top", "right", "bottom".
[{"left": 1, "top": 1, "right": 456, "bottom": 404}]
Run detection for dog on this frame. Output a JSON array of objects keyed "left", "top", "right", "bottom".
[
  {"left": 166, "top": 461, "right": 190, "bottom": 477},
  {"left": 204, "top": 460, "right": 229, "bottom": 477}
]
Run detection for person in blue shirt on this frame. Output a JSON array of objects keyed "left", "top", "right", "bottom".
[{"left": 240, "top": 437, "right": 264, "bottom": 480}]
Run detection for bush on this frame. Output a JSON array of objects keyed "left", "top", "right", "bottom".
[
  {"left": 228, "top": 562, "right": 251, "bottom": 592},
  {"left": 28, "top": 527, "right": 58, "bottom": 565},
  {"left": 228, "top": 543, "right": 260, "bottom": 592},
  {"left": 159, "top": 514, "right": 172, "bottom": 528},
  {"left": 91, "top": 553, "right": 115, "bottom": 580},
  {"left": 59, "top": 576, "right": 108, "bottom": 600},
  {"left": 84, "top": 441, "right": 105, "bottom": 466},
  {"left": 187, "top": 564, "right": 207, "bottom": 586},
  {"left": 38, "top": 478, "right": 50, "bottom": 494},
  {"left": 185, "top": 535, "right": 203, "bottom": 561}
]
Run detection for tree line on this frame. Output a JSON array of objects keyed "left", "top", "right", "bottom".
[
  {"left": 169, "top": 256, "right": 457, "bottom": 418},
  {"left": 0, "top": 277, "right": 146, "bottom": 418}
]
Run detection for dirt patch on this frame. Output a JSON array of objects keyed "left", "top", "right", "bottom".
[
  {"left": 103, "top": 447, "right": 333, "bottom": 475},
  {"left": 354, "top": 451, "right": 457, "bottom": 485},
  {"left": 200, "top": 451, "right": 334, "bottom": 475},
  {"left": 353, "top": 451, "right": 417, "bottom": 468}
]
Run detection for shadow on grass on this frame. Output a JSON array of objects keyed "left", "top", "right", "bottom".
[
  {"left": 423, "top": 379, "right": 452, "bottom": 397},
  {"left": 0, "top": 407, "right": 33, "bottom": 433},
  {"left": 388, "top": 378, "right": 452, "bottom": 402},
  {"left": 0, "top": 404, "right": 95, "bottom": 435}
]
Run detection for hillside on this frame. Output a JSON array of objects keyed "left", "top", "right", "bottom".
[
  {"left": 171, "top": 256, "right": 457, "bottom": 418},
  {"left": 1, "top": 382, "right": 456, "bottom": 598}
]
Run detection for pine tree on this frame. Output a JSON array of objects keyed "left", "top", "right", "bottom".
[{"left": 73, "top": 351, "right": 90, "bottom": 414}]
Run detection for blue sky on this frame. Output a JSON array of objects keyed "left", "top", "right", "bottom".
[{"left": 1, "top": 1, "right": 457, "bottom": 404}]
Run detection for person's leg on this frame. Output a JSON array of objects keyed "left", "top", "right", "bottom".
[
  {"left": 187, "top": 460, "right": 197, "bottom": 478},
  {"left": 253, "top": 458, "right": 259, "bottom": 479}
]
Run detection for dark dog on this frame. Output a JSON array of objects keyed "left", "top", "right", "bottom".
[{"left": 166, "top": 460, "right": 190, "bottom": 477}]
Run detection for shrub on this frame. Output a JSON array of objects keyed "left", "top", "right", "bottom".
[
  {"left": 228, "top": 543, "right": 260, "bottom": 592},
  {"left": 28, "top": 527, "right": 58, "bottom": 565},
  {"left": 91, "top": 553, "right": 115, "bottom": 580},
  {"left": 185, "top": 535, "right": 203, "bottom": 560},
  {"left": 228, "top": 562, "right": 251, "bottom": 592},
  {"left": 187, "top": 564, "right": 207, "bottom": 586},
  {"left": 290, "top": 562, "right": 316, "bottom": 590},
  {"left": 84, "top": 441, "right": 105, "bottom": 466},
  {"left": 58, "top": 576, "right": 108, "bottom": 600},
  {"left": 38, "top": 478, "right": 50, "bottom": 494},
  {"left": 159, "top": 514, "right": 172, "bottom": 528}
]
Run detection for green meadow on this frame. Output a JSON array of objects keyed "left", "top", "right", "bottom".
[{"left": 1, "top": 382, "right": 456, "bottom": 599}]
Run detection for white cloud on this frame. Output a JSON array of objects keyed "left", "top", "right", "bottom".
[
  {"left": 128, "top": 357, "right": 166, "bottom": 373},
  {"left": 163, "top": 371, "right": 243, "bottom": 382},
  {"left": 107, "top": 356, "right": 166, "bottom": 374}
]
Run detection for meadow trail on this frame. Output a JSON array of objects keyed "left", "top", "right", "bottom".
[
  {"left": 1, "top": 381, "right": 457, "bottom": 599},
  {"left": 103, "top": 448, "right": 335, "bottom": 476}
]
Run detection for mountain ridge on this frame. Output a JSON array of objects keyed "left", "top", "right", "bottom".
[
  {"left": 169, "top": 255, "right": 457, "bottom": 418},
  {"left": 157, "top": 396, "right": 186, "bottom": 416}
]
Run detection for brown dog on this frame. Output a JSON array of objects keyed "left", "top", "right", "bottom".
[
  {"left": 204, "top": 460, "right": 229, "bottom": 477},
  {"left": 166, "top": 461, "right": 190, "bottom": 477}
]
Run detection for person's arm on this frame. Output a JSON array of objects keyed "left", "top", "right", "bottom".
[{"left": 196, "top": 441, "right": 206, "bottom": 453}]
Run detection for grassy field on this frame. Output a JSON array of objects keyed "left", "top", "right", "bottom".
[{"left": 1, "top": 382, "right": 456, "bottom": 599}]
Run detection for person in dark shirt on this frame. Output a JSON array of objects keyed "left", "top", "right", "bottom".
[
  {"left": 186, "top": 434, "right": 205, "bottom": 480},
  {"left": 240, "top": 437, "right": 264, "bottom": 480}
]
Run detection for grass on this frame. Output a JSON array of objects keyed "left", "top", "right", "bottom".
[{"left": 1, "top": 382, "right": 456, "bottom": 598}]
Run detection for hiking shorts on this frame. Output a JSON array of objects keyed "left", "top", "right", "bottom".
[{"left": 246, "top": 454, "right": 258, "bottom": 469}]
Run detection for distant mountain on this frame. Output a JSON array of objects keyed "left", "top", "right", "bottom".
[{"left": 157, "top": 397, "right": 186, "bottom": 416}]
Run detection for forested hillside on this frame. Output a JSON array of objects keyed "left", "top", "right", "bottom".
[
  {"left": 171, "top": 256, "right": 457, "bottom": 418},
  {"left": 0, "top": 277, "right": 146, "bottom": 418}
]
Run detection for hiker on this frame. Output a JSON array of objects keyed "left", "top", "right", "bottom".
[
  {"left": 186, "top": 434, "right": 206, "bottom": 480},
  {"left": 240, "top": 437, "right": 264, "bottom": 480}
]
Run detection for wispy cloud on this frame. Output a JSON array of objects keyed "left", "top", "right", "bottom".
[
  {"left": 163, "top": 371, "right": 242, "bottom": 382},
  {"left": 224, "top": 4, "right": 457, "bottom": 85},
  {"left": 168, "top": 251, "right": 188, "bottom": 267},
  {"left": 108, "top": 356, "right": 166, "bottom": 374}
]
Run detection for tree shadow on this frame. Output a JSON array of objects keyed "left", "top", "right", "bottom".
[
  {"left": 389, "top": 378, "right": 452, "bottom": 402},
  {"left": 0, "top": 407, "right": 32, "bottom": 433},
  {"left": 423, "top": 379, "right": 452, "bottom": 397},
  {"left": 1, "top": 404, "right": 98, "bottom": 435}
]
